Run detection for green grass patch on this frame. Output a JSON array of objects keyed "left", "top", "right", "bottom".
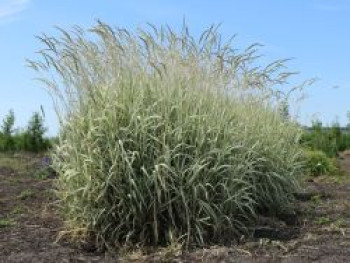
[
  {"left": 34, "top": 167, "right": 51, "bottom": 180},
  {"left": 0, "top": 218, "right": 15, "bottom": 228},
  {"left": 11, "top": 206, "right": 26, "bottom": 215},
  {"left": 18, "top": 189, "right": 36, "bottom": 200},
  {"left": 0, "top": 154, "right": 34, "bottom": 176},
  {"left": 0, "top": 155, "right": 21, "bottom": 170},
  {"left": 315, "top": 216, "right": 331, "bottom": 225},
  {"left": 311, "top": 194, "right": 322, "bottom": 204}
]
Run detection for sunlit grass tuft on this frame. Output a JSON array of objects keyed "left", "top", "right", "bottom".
[{"left": 29, "top": 21, "right": 304, "bottom": 249}]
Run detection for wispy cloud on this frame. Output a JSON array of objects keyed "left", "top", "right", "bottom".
[{"left": 0, "top": 0, "right": 30, "bottom": 20}]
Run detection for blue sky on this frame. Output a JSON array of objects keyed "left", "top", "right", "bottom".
[{"left": 1, "top": 0, "right": 350, "bottom": 135}]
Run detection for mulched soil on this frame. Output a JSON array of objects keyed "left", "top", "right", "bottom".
[{"left": 1, "top": 153, "right": 350, "bottom": 262}]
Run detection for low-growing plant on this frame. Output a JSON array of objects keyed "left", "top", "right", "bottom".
[
  {"left": 11, "top": 206, "right": 25, "bottom": 215},
  {"left": 0, "top": 218, "right": 15, "bottom": 228},
  {"left": 18, "top": 189, "right": 36, "bottom": 200},
  {"left": 30, "top": 22, "right": 304, "bottom": 249},
  {"left": 304, "top": 149, "right": 337, "bottom": 176},
  {"left": 34, "top": 165, "right": 55, "bottom": 180},
  {"left": 315, "top": 216, "right": 331, "bottom": 225},
  {"left": 311, "top": 194, "right": 321, "bottom": 204}
]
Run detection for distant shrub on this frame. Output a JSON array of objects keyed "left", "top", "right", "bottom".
[
  {"left": 304, "top": 149, "right": 337, "bottom": 176},
  {"left": 301, "top": 120, "right": 350, "bottom": 157},
  {"left": 0, "top": 110, "right": 16, "bottom": 152},
  {"left": 338, "top": 132, "right": 350, "bottom": 152},
  {"left": 24, "top": 112, "right": 50, "bottom": 152}
]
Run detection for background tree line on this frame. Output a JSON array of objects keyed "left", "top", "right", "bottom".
[
  {"left": 301, "top": 119, "right": 350, "bottom": 158},
  {"left": 0, "top": 109, "right": 52, "bottom": 153}
]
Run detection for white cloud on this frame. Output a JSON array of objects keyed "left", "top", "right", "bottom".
[{"left": 0, "top": 0, "right": 30, "bottom": 20}]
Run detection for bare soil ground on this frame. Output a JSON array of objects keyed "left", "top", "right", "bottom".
[{"left": 1, "top": 152, "right": 350, "bottom": 262}]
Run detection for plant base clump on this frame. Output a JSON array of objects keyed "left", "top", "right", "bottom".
[{"left": 30, "top": 22, "right": 304, "bottom": 249}]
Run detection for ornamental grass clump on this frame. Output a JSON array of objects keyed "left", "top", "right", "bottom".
[{"left": 29, "top": 22, "right": 303, "bottom": 249}]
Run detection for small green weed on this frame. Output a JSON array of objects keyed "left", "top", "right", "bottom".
[
  {"left": 315, "top": 216, "right": 331, "bottom": 225},
  {"left": 311, "top": 194, "right": 321, "bottom": 204},
  {"left": 34, "top": 167, "right": 51, "bottom": 180},
  {"left": 0, "top": 218, "right": 15, "bottom": 228},
  {"left": 333, "top": 219, "right": 347, "bottom": 228},
  {"left": 18, "top": 189, "right": 36, "bottom": 200},
  {"left": 11, "top": 206, "right": 25, "bottom": 215}
]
